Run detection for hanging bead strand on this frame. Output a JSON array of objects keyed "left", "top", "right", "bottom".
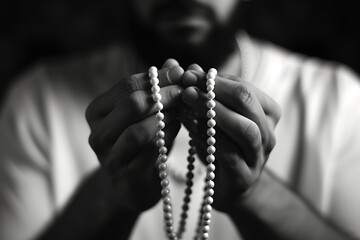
[{"left": 149, "top": 66, "right": 216, "bottom": 240}]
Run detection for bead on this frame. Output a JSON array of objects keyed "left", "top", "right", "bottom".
[
  {"left": 152, "top": 92, "right": 162, "bottom": 102},
  {"left": 207, "top": 163, "right": 216, "bottom": 172},
  {"left": 164, "top": 212, "right": 172, "bottom": 220},
  {"left": 155, "top": 102, "right": 164, "bottom": 111},
  {"left": 163, "top": 204, "right": 172, "bottom": 212},
  {"left": 203, "top": 212, "right": 211, "bottom": 220},
  {"left": 159, "top": 171, "right": 168, "bottom": 179},
  {"left": 189, "top": 139, "right": 196, "bottom": 146},
  {"left": 166, "top": 226, "right": 174, "bottom": 233},
  {"left": 207, "top": 146, "right": 216, "bottom": 154},
  {"left": 183, "top": 196, "right": 191, "bottom": 203},
  {"left": 185, "top": 188, "right": 192, "bottom": 195},
  {"left": 206, "top": 180, "right": 215, "bottom": 188},
  {"left": 202, "top": 232, "right": 209, "bottom": 239},
  {"left": 206, "top": 79, "right": 215, "bottom": 86},
  {"left": 187, "top": 163, "right": 195, "bottom": 171},
  {"left": 162, "top": 188, "right": 170, "bottom": 196},
  {"left": 156, "top": 138, "right": 165, "bottom": 147},
  {"left": 206, "top": 85, "right": 214, "bottom": 92},
  {"left": 163, "top": 196, "right": 171, "bottom": 205},
  {"left": 158, "top": 154, "right": 167, "bottom": 162},
  {"left": 203, "top": 225, "right": 210, "bottom": 233},
  {"left": 207, "top": 128, "right": 216, "bottom": 137},
  {"left": 165, "top": 219, "right": 174, "bottom": 226},
  {"left": 205, "top": 196, "right": 213, "bottom": 204},
  {"left": 151, "top": 85, "right": 160, "bottom": 93},
  {"left": 206, "top": 172, "right": 215, "bottom": 180},
  {"left": 156, "top": 130, "right": 165, "bottom": 138},
  {"left": 150, "top": 77, "right": 159, "bottom": 85},
  {"left": 206, "top": 100, "right": 216, "bottom": 109},
  {"left": 206, "top": 188, "right": 214, "bottom": 196},
  {"left": 207, "top": 119, "right": 216, "bottom": 128},
  {"left": 207, "top": 91, "right": 215, "bottom": 100},
  {"left": 206, "top": 154, "right": 215, "bottom": 163},
  {"left": 208, "top": 68, "right": 217, "bottom": 75},
  {"left": 207, "top": 109, "right": 216, "bottom": 118},
  {"left": 149, "top": 66, "right": 158, "bottom": 77},
  {"left": 187, "top": 155, "right": 195, "bottom": 163},
  {"left": 204, "top": 219, "right": 211, "bottom": 225},
  {"left": 188, "top": 146, "right": 197, "bottom": 155},
  {"left": 159, "top": 146, "right": 168, "bottom": 154},
  {"left": 158, "top": 163, "right": 167, "bottom": 171},
  {"left": 182, "top": 205, "right": 189, "bottom": 211},
  {"left": 168, "top": 232, "right": 177, "bottom": 240},
  {"left": 165, "top": 219, "right": 173, "bottom": 226},
  {"left": 186, "top": 172, "right": 194, "bottom": 179},
  {"left": 161, "top": 179, "right": 169, "bottom": 187},
  {"left": 156, "top": 111, "right": 164, "bottom": 120},
  {"left": 207, "top": 136, "right": 216, "bottom": 146},
  {"left": 206, "top": 72, "right": 216, "bottom": 80},
  {"left": 186, "top": 179, "right": 193, "bottom": 187},
  {"left": 203, "top": 204, "right": 212, "bottom": 213}
]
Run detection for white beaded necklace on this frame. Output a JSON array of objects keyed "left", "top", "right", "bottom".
[{"left": 149, "top": 66, "right": 217, "bottom": 240}]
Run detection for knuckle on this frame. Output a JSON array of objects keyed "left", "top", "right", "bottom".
[
  {"left": 243, "top": 122, "right": 262, "bottom": 153},
  {"left": 88, "top": 132, "right": 101, "bottom": 153},
  {"left": 85, "top": 99, "right": 101, "bottom": 125},
  {"left": 126, "top": 91, "right": 149, "bottom": 116},
  {"left": 265, "top": 133, "right": 276, "bottom": 155},
  {"left": 273, "top": 102, "right": 282, "bottom": 123},
  {"left": 124, "top": 124, "right": 150, "bottom": 148},
  {"left": 88, "top": 127, "right": 112, "bottom": 157},
  {"left": 233, "top": 83, "right": 254, "bottom": 107},
  {"left": 85, "top": 103, "right": 94, "bottom": 122},
  {"left": 124, "top": 74, "right": 145, "bottom": 93}
]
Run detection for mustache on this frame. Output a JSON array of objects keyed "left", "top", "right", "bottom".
[{"left": 151, "top": 1, "right": 217, "bottom": 22}]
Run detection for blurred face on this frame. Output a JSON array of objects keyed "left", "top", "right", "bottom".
[{"left": 130, "top": 0, "right": 240, "bottom": 47}]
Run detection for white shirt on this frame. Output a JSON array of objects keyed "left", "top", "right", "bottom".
[{"left": 1, "top": 34, "right": 360, "bottom": 240}]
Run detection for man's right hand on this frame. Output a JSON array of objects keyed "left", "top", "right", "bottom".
[{"left": 85, "top": 59, "right": 184, "bottom": 213}]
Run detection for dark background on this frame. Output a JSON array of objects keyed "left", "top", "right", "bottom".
[{"left": 1, "top": 0, "right": 359, "bottom": 100}]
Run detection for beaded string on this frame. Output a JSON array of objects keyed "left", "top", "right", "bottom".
[{"left": 149, "top": 66, "right": 217, "bottom": 240}]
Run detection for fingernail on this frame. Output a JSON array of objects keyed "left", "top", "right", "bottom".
[{"left": 167, "top": 66, "right": 184, "bottom": 83}]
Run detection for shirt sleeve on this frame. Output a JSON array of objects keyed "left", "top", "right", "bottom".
[
  {"left": 0, "top": 66, "right": 54, "bottom": 240},
  {"left": 324, "top": 66, "right": 360, "bottom": 238}
]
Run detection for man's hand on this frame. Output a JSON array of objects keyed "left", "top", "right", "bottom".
[
  {"left": 85, "top": 59, "right": 184, "bottom": 213},
  {"left": 180, "top": 64, "right": 281, "bottom": 213}
]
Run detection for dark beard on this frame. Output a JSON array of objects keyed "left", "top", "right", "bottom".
[
  {"left": 125, "top": 0, "right": 242, "bottom": 71},
  {"left": 130, "top": 23, "right": 238, "bottom": 71}
]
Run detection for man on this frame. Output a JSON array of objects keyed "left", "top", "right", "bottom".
[{"left": 1, "top": 0, "right": 359, "bottom": 239}]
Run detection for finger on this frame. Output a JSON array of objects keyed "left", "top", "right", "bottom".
[
  {"left": 162, "top": 58, "right": 180, "bottom": 68},
  {"left": 182, "top": 118, "right": 254, "bottom": 183},
  {"left": 182, "top": 72, "right": 272, "bottom": 147},
  {"left": 187, "top": 63, "right": 204, "bottom": 72},
  {"left": 90, "top": 85, "right": 183, "bottom": 146},
  {"left": 129, "top": 120, "right": 181, "bottom": 172},
  {"left": 106, "top": 112, "right": 178, "bottom": 166},
  {"left": 86, "top": 66, "right": 184, "bottom": 121},
  {"left": 218, "top": 73, "right": 281, "bottom": 125},
  {"left": 182, "top": 91, "right": 263, "bottom": 165}
]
